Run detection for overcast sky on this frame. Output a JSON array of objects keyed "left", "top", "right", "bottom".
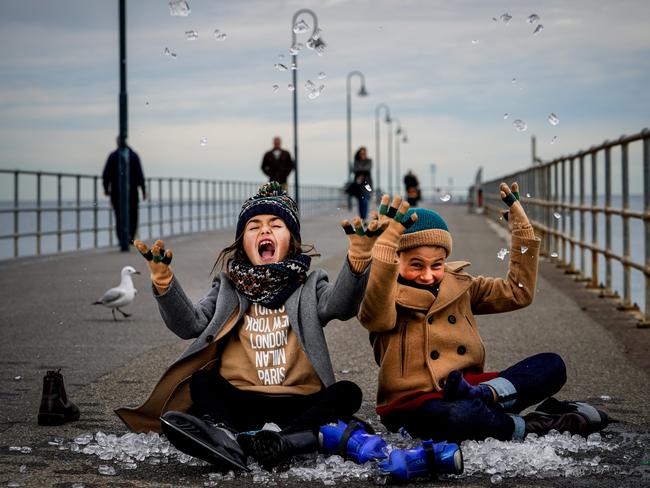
[{"left": 1, "top": 0, "right": 649, "bottom": 194}]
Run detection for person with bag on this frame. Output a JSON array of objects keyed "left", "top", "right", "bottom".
[{"left": 347, "top": 146, "right": 373, "bottom": 221}]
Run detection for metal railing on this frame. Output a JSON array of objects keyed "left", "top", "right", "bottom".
[
  {"left": 476, "top": 128, "right": 650, "bottom": 324},
  {"left": 0, "top": 169, "right": 345, "bottom": 260}
]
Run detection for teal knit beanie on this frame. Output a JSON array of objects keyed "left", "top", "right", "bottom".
[{"left": 398, "top": 208, "right": 453, "bottom": 257}]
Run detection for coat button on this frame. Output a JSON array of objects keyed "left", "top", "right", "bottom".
[
  {"left": 427, "top": 316, "right": 434, "bottom": 324},
  {"left": 205, "top": 334, "right": 214, "bottom": 343},
  {"left": 430, "top": 350, "right": 440, "bottom": 360},
  {"left": 457, "top": 345, "right": 466, "bottom": 355},
  {"left": 448, "top": 314, "right": 456, "bottom": 324}
]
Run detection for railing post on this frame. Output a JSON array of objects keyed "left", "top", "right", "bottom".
[
  {"left": 157, "top": 179, "right": 162, "bottom": 237},
  {"left": 168, "top": 178, "right": 173, "bottom": 236},
  {"left": 532, "top": 167, "right": 539, "bottom": 229},
  {"left": 545, "top": 164, "right": 552, "bottom": 255},
  {"left": 179, "top": 178, "right": 184, "bottom": 234},
  {"left": 37, "top": 173, "right": 42, "bottom": 255},
  {"left": 195, "top": 179, "right": 200, "bottom": 233},
  {"left": 555, "top": 158, "right": 568, "bottom": 267},
  {"left": 604, "top": 145, "right": 613, "bottom": 294},
  {"left": 642, "top": 129, "right": 650, "bottom": 326},
  {"left": 189, "top": 179, "right": 194, "bottom": 233},
  {"left": 147, "top": 177, "right": 153, "bottom": 240},
  {"left": 57, "top": 174, "right": 62, "bottom": 252},
  {"left": 13, "top": 171, "right": 19, "bottom": 258},
  {"left": 212, "top": 181, "right": 217, "bottom": 230},
  {"left": 229, "top": 181, "right": 234, "bottom": 227},
  {"left": 590, "top": 150, "right": 599, "bottom": 288},
  {"left": 568, "top": 157, "right": 576, "bottom": 272},
  {"left": 579, "top": 154, "right": 586, "bottom": 279},
  {"left": 537, "top": 166, "right": 543, "bottom": 228},
  {"left": 553, "top": 162, "right": 559, "bottom": 255},
  {"left": 205, "top": 180, "right": 210, "bottom": 230},
  {"left": 93, "top": 176, "right": 98, "bottom": 248},
  {"left": 108, "top": 192, "right": 114, "bottom": 247},
  {"left": 76, "top": 175, "right": 81, "bottom": 249},
  {"left": 621, "top": 140, "right": 632, "bottom": 308},
  {"left": 219, "top": 181, "right": 224, "bottom": 229}
]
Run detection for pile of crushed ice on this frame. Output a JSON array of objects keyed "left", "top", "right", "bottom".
[
  {"left": 63, "top": 431, "right": 206, "bottom": 475},
  {"left": 460, "top": 431, "right": 615, "bottom": 482},
  {"left": 62, "top": 429, "right": 616, "bottom": 483}
]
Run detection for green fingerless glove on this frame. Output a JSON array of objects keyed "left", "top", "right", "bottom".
[
  {"left": 373, "top": 196, "right": 418, "bottom": 262},
  {"left": 376, "top": 202, "right": 416, "bottom": 247},
  {"left": 134, "top": 239, "right": 174, "bottom": 294},
  {"left": 342, "top": 219, "right": 387, "bottom": 273},
  {"left": 501, "top": 184, "right": 532, "bottom": 232}
]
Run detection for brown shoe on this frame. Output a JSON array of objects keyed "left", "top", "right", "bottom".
[
  {"left": 524, "top": 411, "right": 591, "bottom": 436},
  {"left": 37, "top": 369, "right": 80, "bottom": 426},
  {"left": 524, "top": 397, "right": 609, "bottom": 437}
]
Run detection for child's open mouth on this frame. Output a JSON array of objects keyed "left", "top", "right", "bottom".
[{"left": 258, "top": 239, "right": 276, "bottom": 263}]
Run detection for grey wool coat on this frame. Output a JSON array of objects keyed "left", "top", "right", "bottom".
[{"left": 115, "top": 259, "right": 370, "bottom": 433}]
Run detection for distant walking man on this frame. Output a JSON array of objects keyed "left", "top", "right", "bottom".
[
  {"left": 261, "top": 136, "right": 294, "bottom": 191},
  {"left": 102, "top": 138, "right": 147, "bottom": 246}
]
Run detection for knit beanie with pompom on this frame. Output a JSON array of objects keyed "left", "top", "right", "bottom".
[{"left": 236, "top": 181, "right": 300, "bottom": 240}]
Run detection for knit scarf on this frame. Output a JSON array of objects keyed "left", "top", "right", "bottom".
[{"left": 229, "top": 254, "right": 311, "bottom": 310}]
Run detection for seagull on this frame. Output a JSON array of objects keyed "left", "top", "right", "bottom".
[{"left": 93, "top": 265, "right": 140, "bottom": 321}]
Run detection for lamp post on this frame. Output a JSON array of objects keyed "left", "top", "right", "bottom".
[
  {"left": 117, "top": 0, "right": 130, "bottom": 251},
  {"left": 400, "top": 129, "right": 408, "bottom": 197},
  {"left": 290, "top": 9, "right": 324, "bottom": 210},
  {"left": 346, "top": 71, "right": 369, "bottom": 183},
  {"left": 387, "top": 117, "right": 393, "bottom": 195},
  {"left": 374, "top": 103, "right": 391, "bottom": 198},
  {"left": 393, "top": 118, "right": 408, "bottom": 197}
]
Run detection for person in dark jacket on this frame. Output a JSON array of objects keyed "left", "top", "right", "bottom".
[
  {"left": 261, "top": 137, "right": 294, "bottom": 191},
  {"left": 348, "top": 147, "right": 373, "bottom": 221},
  {"left": 102, "top": 138, "right": 147, "bottom": 245}
]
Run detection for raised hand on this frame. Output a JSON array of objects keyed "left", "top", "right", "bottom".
[
  {"left": 341, "top": 214, "right": 389, "bottom": 273},
  {"left": 500, "top": 182, "right": 531, "bottom": 231},
  {"left": 375, "top": 194, "right": 418, "bottom": 247},
  {"left": 133, "top": 239, "right": 174, "bottom": 293}
]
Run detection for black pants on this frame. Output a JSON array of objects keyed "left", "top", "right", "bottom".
[
  {"left": 189, "top": 369, "right": 362, "bottom": 433},
  {"left": 111, "top": 195, "right": 139, "bottom": 244},
  {"left": 387, "top": 353, "right": 567, "bottom": 442}
]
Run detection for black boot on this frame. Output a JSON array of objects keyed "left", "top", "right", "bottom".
[
  {"left": 238, "top": 429, "right": 319, "bottom": 470},
  {"left": 524, "top": 398, "right": 609, "bottom": 437},
  {"left": 160, "top": 411, "right": 249, "bottom": 472},
  {"left": 37, "top": 369, "right": 80, "bottom": 426}
]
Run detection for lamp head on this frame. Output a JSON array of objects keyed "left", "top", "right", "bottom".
[
  {"left": 358, "top": 85, "right": 369, "bottom": 97},
  {"left": 310, "top": 36, "right": 326, "bottom": 55},
  {"left": 385, "top": 115, "right": 391, "bottom": 123},
  {"left": 403, "top": 135, "right": 409, "bottom": 143}
]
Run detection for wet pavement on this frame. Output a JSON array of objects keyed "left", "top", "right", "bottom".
[{"left": 1, "top": 204, "right": 648, "bottom": 487}]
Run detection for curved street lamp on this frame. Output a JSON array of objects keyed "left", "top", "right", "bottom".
[
  {"left": 393, "top": 118, "right": 408, "bottom": 196},
  {"left": 346, "top": 70, "right": 368, "bottom": 184},
  {"left": 387, "top": 117, "right": 393, "bottom": 195},
  {"left": 374, "top": 103, "right": 391, "bottom": 198},
  {"left": 290, "top": 9, "right": 324, "bottom": 210}
]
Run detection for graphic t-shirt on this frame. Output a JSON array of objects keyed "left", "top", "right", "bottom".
[{"left": 219, "top": 303, "right": 322, "bottom": 394}]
